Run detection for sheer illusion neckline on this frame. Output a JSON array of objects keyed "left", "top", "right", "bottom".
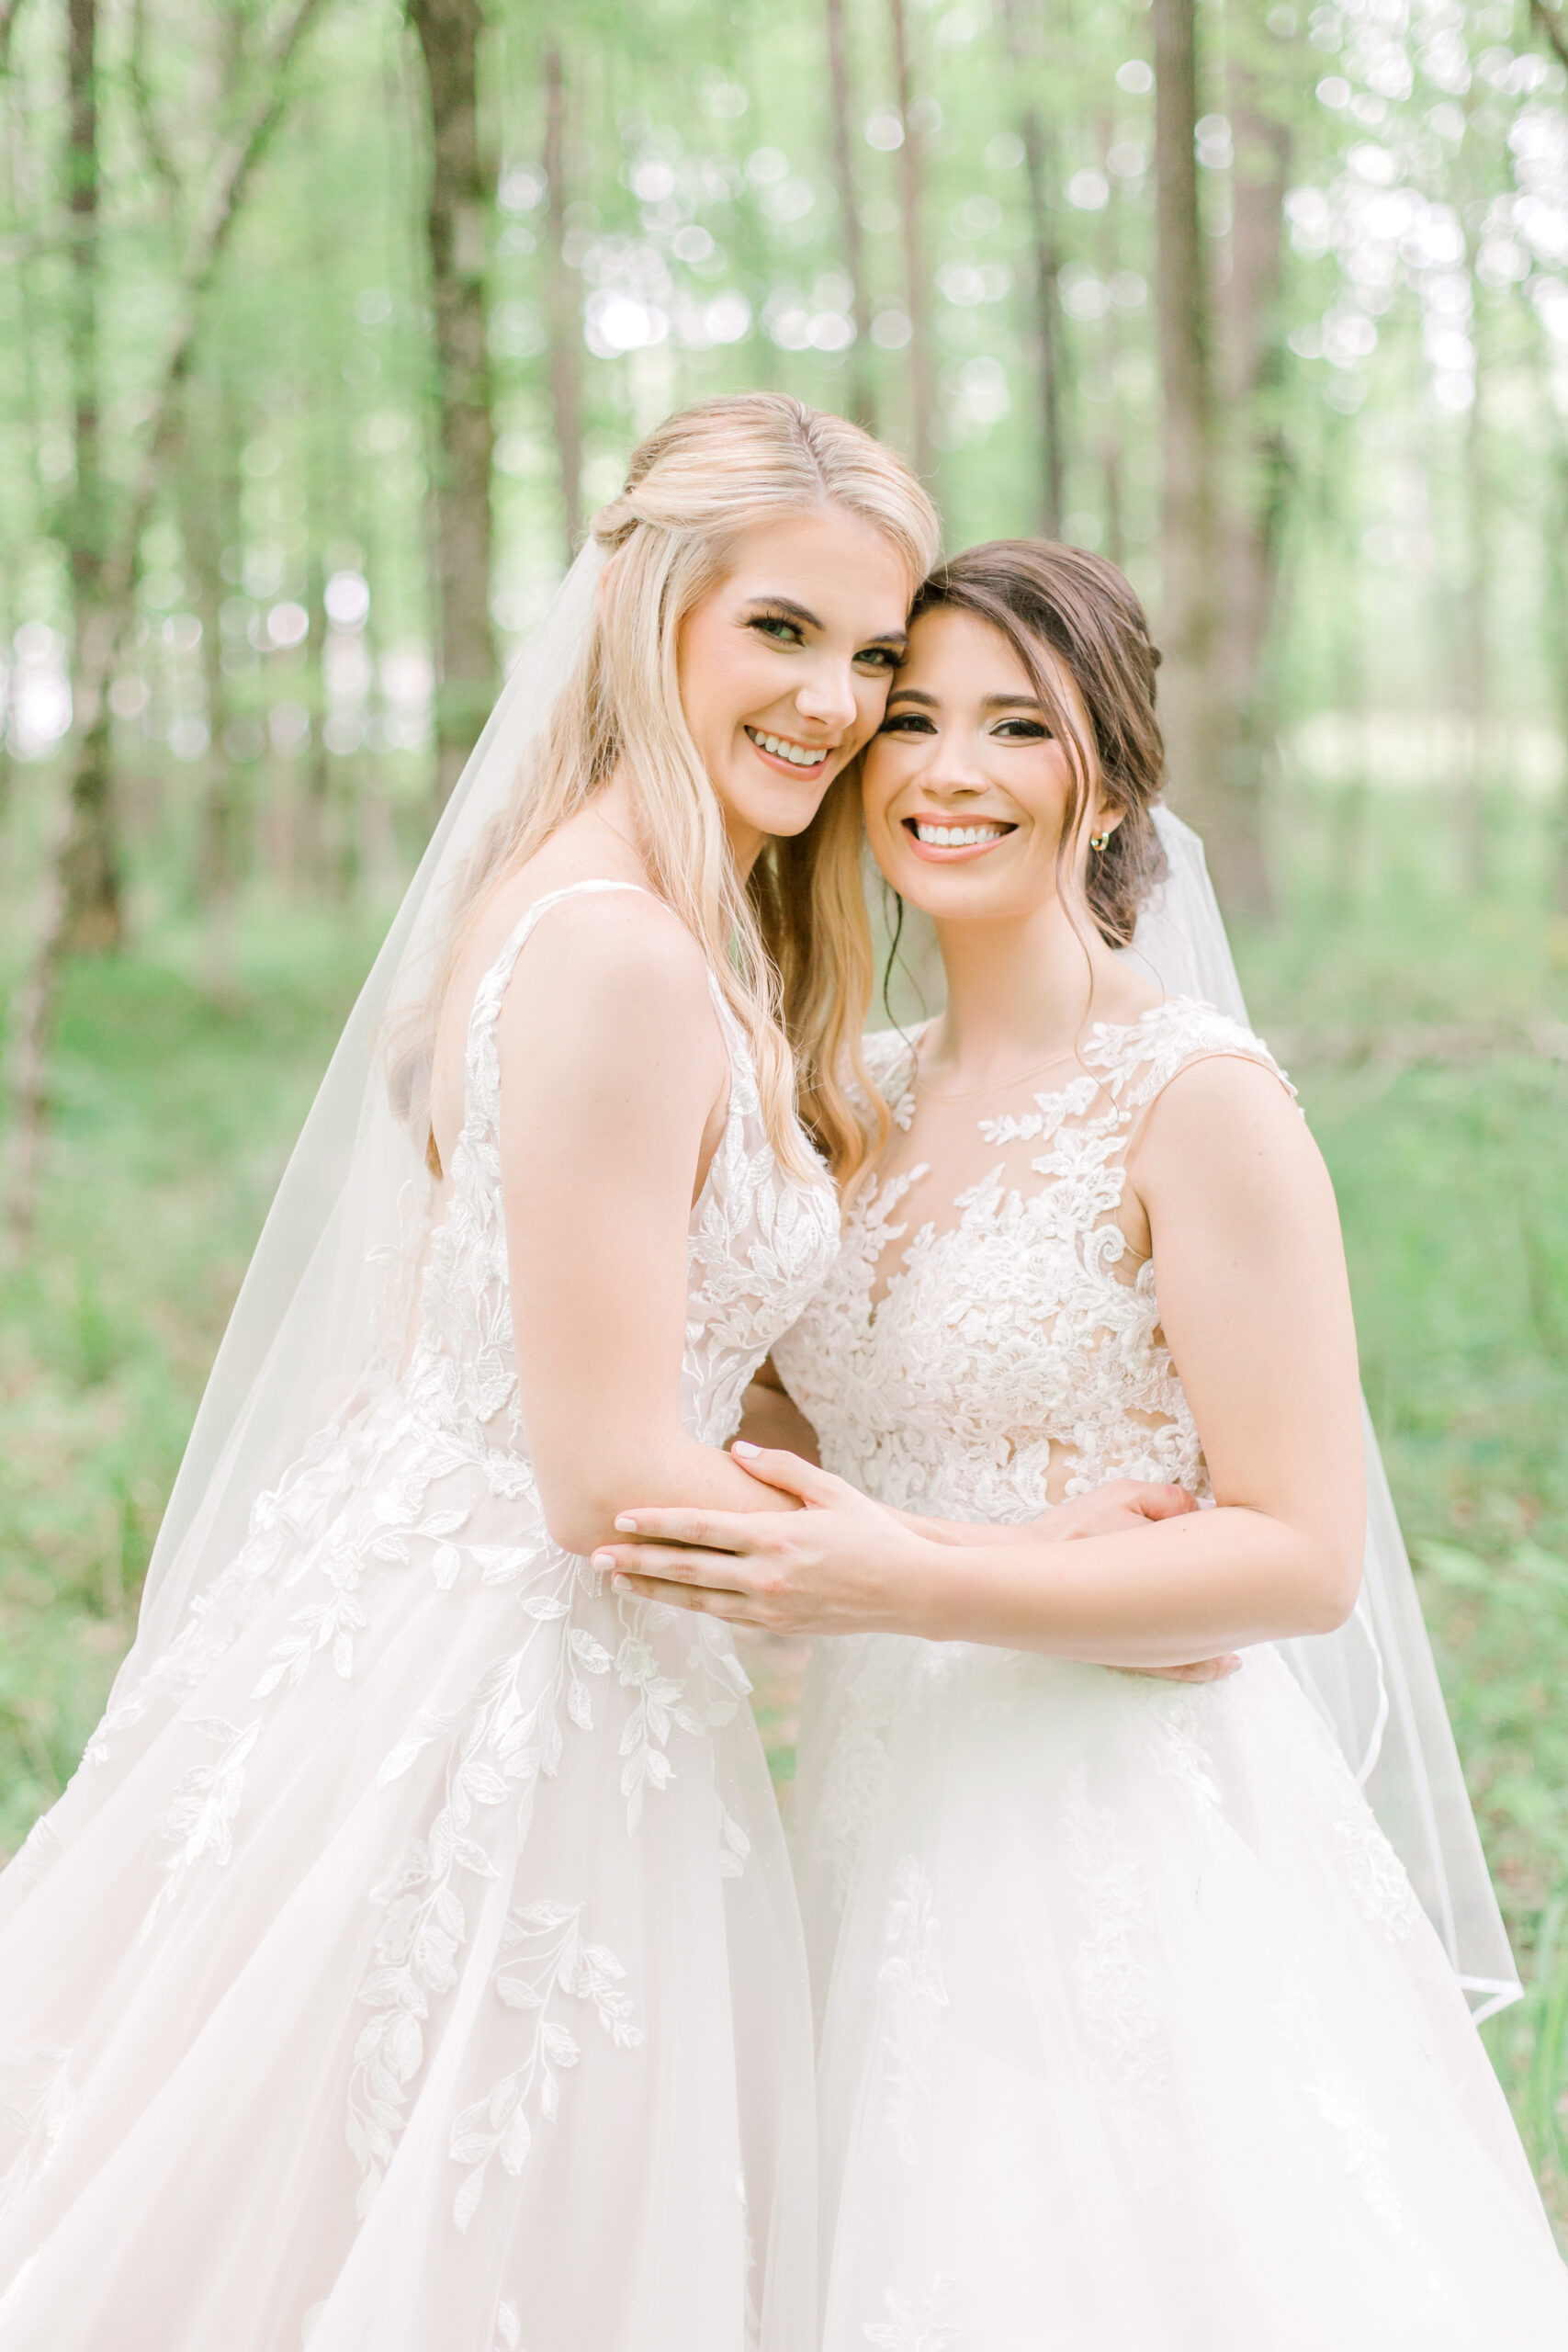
[
  {"left": 897, "top": 994, "right": 1183, "bottom": 1108},
  {"left": 859, "top": 1003, "right": 1194, "bottom": 1319}
]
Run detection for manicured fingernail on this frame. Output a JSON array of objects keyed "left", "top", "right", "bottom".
[
  {"left": 615, "top": 1515, "right": 637, "bottom": 1532},
  {"left": 732, "top": 1440, "right": 761, "bottom": 1458},
  {"left": 612, "top": 1575, "right": 629, "bottom": 1591},
  {"left": 592, "top": 1550, "right": 615, "bottom": 1572}
]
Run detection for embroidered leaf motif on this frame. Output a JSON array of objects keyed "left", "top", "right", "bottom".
[
  {"left": 863, "top": 2275, "right": 964, "bottom": 2350},
  {"left": 446, "top": 1900, "right": 642, "bottom": 2233}
]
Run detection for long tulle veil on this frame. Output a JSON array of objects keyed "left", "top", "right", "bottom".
[
  {"left": 118, "top": 541, "right": 606, "bottom": 1676},
  {"left": 1132, "top": 809, "right": 1519, "bottom": 2018},
  {"left": 107, "top": 536, "right": 1517, "bottom": 2024}
]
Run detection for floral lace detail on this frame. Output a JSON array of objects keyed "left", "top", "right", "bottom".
[
  {"left": 1307, "top": 2082, "right": 1406, "bottom": 2232},
  {"left": 0, "top": 2042, "right": 72, "bottom": 2221},
  {"left": 1327, "top": 1760, "right": 1424, "bottom": 1940},
  {"left": 143, "top": 1716, "right": 262, "bottom": 1938},
  {"left": 403, "top": 881, "right": 838, "bottom": 1464},
  {"left": 877, "top": 1860, "right": 949, "bottom": 2166},
  {"left": 775, "top": 1000, "right": 1291, "bottom": 1528},
  {"left": 1060, "top": 1763, "right": 1166, "bottom": 2107},
  {"left": 806, "top": 1638, "right": 915, "bottom": 1912},
  {"left": 487, "top": 2302, "right": 524, "bottom": 2352},
  {"left": 863, "top": 2273, "right": 964, "bottom": 2349},
  {"left": 7, "top": 1817, "right": 62, "bottom": 1892},
  {"left": 448, "top": 1898, "right": 641, "bottom": 2233}
]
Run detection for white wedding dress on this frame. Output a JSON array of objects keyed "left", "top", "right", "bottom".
[
  {"left": 773, "top": 1006, "right": 1568, "bottom": 2350},
  {"left": 0, "top": 880, "right": 837, "bottom": 2352}
]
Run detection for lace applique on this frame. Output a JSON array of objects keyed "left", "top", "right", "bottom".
[
  {"left": 0, "top": 2042, "right": 72, "bottom": 2221},
  {"left": 400, "top": 893, "right": 838, "bottom": 1466},
  {"left": 144, "top": 1716, "right": 262, "bottom": 1938},
  {"left": 860, "top": 1023, "right": 920, "bottom": 1135},
  {"left": 1060, "top": 1764, "right": 1166, "bottom": 2105},
  {"left": 1306, "top": 2083, "right": 1406, "bottom": 2233},
  {"left": 863, "top": 2273, "right": 964, "bottom": 2350},
  {"left": 487, "top": 2303, "right": 524, "bottom": 2352},
  {"left": 346, "top": 1564, "right": 747, "bottom": 2210},
  {"left": 1326, "top": 1762, "right": 1423, "bottom": 1940},
  {"left": 807, "top": 1639, "right": 916, "bottom": 1911},
  {"left": 1145, "top": 1686, "right": 1227, "bottom": 1815},
  {"left": 7, "top": 1817, "right": 62, "bottom": 1892},
  {"left": 776, "top": 1000, "right": 1291, "bottom": 1528},
  {"left": 449, "top": 1899, "right": 641, "bottom": 2233},
  {"left": 878, "top": 1860, "right": 949, "bottom": 2166}
]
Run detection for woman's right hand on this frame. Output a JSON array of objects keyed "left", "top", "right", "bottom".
[{"left": 1042, "top": 1483, "right": 1240, "bottom": 1685}]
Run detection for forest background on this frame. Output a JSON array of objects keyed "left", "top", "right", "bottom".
[{"left": 3, "top": 0, "right": 1568, "bottom": 2220}]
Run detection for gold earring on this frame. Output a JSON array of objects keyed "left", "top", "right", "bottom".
[{"left": 1089, "top": 828, "right": 1111, "bottom": 853}]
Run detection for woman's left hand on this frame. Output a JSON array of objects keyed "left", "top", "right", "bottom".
[{"left": 592, "top": 1443, "right": 935, "bottom": 1636}]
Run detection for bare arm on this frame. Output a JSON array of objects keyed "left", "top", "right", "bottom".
[
  {"left": 598, "top": 1057, "right": 1365, "bottom": 1664},
  {"left": 500, "top": 896, "right": 801, "bottom": 1555}
]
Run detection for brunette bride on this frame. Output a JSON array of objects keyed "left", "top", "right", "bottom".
[
  {"left": 0, "top": 395, "right": 942, "bottom": 2351},
  {"left": 604, "top": 538, "right": 1568, "bottom": 2346}
]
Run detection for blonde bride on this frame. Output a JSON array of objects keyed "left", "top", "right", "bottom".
[{"left": 0, "top": 396, "right": 938, "bottom": 2352}]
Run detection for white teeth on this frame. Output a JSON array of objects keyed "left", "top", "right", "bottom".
[
  {"left": 750, "top": 729, "right": 826, "bottom": 767},
  {"left": 913, "top": 821, "right": 1009, "bottom": 847}
]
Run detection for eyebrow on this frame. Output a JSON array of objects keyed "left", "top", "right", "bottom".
[
  {"left": 886, "top": 688, "right": 1044, "bottom": 709},
  {"left": 744, "top": 594, "right": 908, "bottom": 648}
]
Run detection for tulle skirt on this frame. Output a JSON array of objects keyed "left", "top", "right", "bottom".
[
  {"left": 0, "top": 1390, "right": 816, "bottom": 2351},
  {"left": 789, "top": 1632, "right": 1568, "bottom": 2350}
]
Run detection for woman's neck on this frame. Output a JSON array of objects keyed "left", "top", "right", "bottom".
[
  {"left": 594, "top": 764, "right": 764, "bottom": 882},
  {"left": 923, "top": 898, "right": 1155, "bottom": 1091}
]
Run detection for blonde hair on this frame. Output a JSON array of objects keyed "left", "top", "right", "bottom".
[{"left": 445, "top": 393, "right": 940, "bottom": 1182}]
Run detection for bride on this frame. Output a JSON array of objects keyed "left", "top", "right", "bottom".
[
  {"left": 0, "top": 395, "right": 940, "bottom": 2350},
  {"left": 604, "top": 537, "right": 1568, "bottom": 2345}
]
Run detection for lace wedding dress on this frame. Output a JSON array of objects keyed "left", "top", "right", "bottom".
[
  {"left": 773, "top": 1005, "right": 1568, "bottom": 2351},
  {"left": 0, "top": 881, "right": 837, "bottom": 2352}
]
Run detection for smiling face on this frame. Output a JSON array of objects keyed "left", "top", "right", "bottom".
[
  {"left": 862, "top": 604, "right": 1113, "bottom": 923},
  {"left": 676, "top": 509, "right": 914, "bottom": 870}
]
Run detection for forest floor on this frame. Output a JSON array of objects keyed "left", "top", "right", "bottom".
[{"left": 2, "top": 784, "right": 1567, "bottom": 2217}]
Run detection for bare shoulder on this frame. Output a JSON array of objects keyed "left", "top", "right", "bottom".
[
  {"left": 1134, "top": 1047, "right": 1331, "bottom": 1220},
  {"left": 1146, "top": 1045, "right": 1301, "bottom": 1135},
  {"left": 487, "top": 884, "right": 728, "bottom": 1155},
  {"left": 495, "top": 882, "right": 717, "bottom": 1046}
]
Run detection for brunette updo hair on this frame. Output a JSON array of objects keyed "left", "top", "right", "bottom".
[{"left": 908, "top": 538, "right": 1168, "bottom": 944}]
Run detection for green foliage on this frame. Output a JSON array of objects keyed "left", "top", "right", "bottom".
[{"left": 0, "top": 905, "right": 381, "bottom": 1852}]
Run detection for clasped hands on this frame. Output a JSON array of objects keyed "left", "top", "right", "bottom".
[{"left": 592, "top": 1443, "right": 1241, "bottom": 1686}]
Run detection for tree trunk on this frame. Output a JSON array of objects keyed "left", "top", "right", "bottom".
[
  {"left": 542, "top": 45, "right": 583, "bottom": 555},
  {"left": 1548, "top": 435, "right": 1568, "bottom": 915},
  {"left": 1020, "top": 106, "right": 1066, "bottom": 537},
  {"left": 1096, "top": 111, "right": 1124, "bottom": 565},
  {"left": 409, "top": 0, "right": 496, "bottom": 814},
  {"left": 1152, "top": 0, "right": 1231, "bottom": 888},
  {"left": 1457, "top": 309, "right": 1489, "bottom": 896},
  {"left": 886, "top": 0, "right": 935, "bottom": 483},
  {"left": 6, "top": 0, "right": 328, "bottom": 1235},
  {"left": 1213, "top": 69, "right": 1291, "bottom": 916},
  {"left": 1001, "top": 3, "right": 1066, "bottom": 538},
  {"left": 178, "top": 381, "right": 244, "bottom": 985},
  {"left": 825, "top": 0, "right": 875, "bottom": 434},
  {"left": 60, "top": 0, "right": 122, "bottom": 954}
]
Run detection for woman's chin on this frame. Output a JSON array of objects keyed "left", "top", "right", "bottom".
[{"left": 718, "top": 780, "right": 836, "bottom": 844}]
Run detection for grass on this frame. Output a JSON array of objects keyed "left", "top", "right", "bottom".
[{"left": 2, "top": 786, "right": 1567, "bottom": 2211}]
